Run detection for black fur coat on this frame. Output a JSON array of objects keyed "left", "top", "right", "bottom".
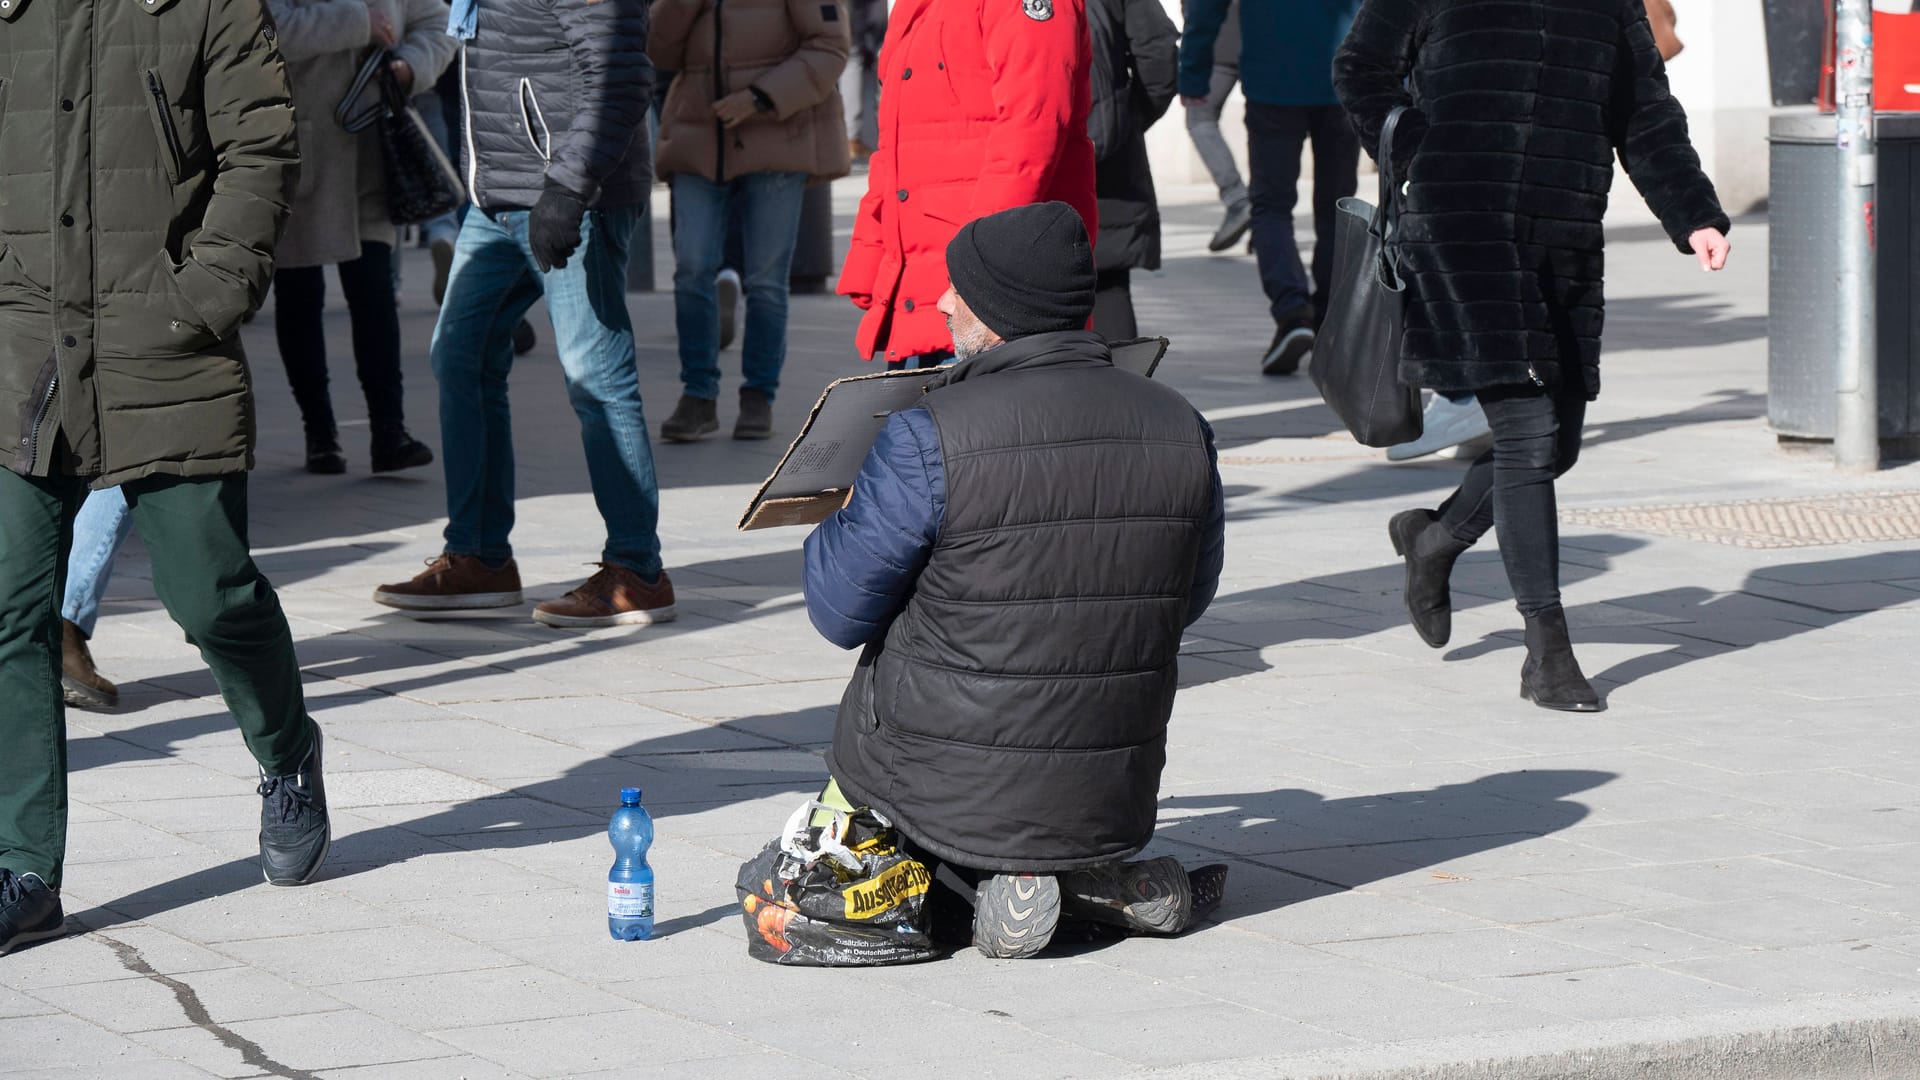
[{"left": 1333, "top": 0, "right": 1731, "bottom": 398}]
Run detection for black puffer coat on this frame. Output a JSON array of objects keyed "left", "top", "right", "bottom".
[
  {"left": 1090, "top": 0, "right": 1179, "bottom": 273},
  {"left": 457, "top": 0, "right": 653, "bottom": 210},
  {"left": 1333, "top": 0, "right": 1730, "bottom": 397}
]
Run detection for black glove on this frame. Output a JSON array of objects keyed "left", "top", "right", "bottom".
[{"left": 528, "top": 183, "right": 588, "bottom": 272}]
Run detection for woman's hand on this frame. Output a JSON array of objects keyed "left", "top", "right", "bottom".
[
  {"left": 712, "top": 91, "right": 761, "bottom": 129},
  {"left": 368, "top": 7, "right": 399, "bottom": 47},
  {"left": 1689, "top": 227, "right": 1730, "bottom": 272}
]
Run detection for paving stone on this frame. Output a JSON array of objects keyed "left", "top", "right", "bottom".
[{"left": 427, "top": 1009, "right": 755, "bottom": 1075}]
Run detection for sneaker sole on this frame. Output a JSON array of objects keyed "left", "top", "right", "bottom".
[
  {"left": 0, "top": 922, "right": 69, "bottom": 956},
  {"left": 1261, "top": 330, "right": 1314, "bottom": 376},
  {"left": 372, "top": 590, "right": 525, "bottom": 611},
  {"left": 531, "top": 605, "right": 677, "bottom": 629},
  {"left": 973, "top": 873, "right": 1060, "bottom": 960},
  {"left": 62, "top": 676, "right": 118, "bottom": 711}
]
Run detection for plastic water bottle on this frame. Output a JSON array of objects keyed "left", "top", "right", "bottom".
[{"left": 607, "top": 787, "right": 655, "bottom": 941}]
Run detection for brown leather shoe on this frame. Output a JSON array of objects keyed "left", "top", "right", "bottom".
[
  {"left": 532, "top": 565, "right": 676, "bottom": 628},
  {"left": 61, "top": 619, "right": 119, "bottom": 711},
  {"left": 373, "top": 554, "right": 524, "bottom": 611}
]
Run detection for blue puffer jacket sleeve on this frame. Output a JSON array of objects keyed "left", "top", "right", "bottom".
[
  {"left": 803, "top": 408, "right": 947, "bottom": 649},
  {"left": 1187, "top": 416, "right": 1226, "bottom": 626}
]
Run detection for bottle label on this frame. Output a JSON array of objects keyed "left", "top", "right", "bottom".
[{"left": 608, "top": 880, "right": 654, "bottom": 919}]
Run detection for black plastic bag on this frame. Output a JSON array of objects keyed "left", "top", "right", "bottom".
[{"left": 736, "top": 802, "right": 940, "bottom": 967}]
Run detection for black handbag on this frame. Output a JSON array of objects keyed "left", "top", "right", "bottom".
[
  {"left": 1312, "top": 104, "right": 1422, "bottom": 448},
  {"left": 336, "top": 50, "right": 466, "bottom": 226}
]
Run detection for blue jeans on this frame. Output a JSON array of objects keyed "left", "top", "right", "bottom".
[
  {"left": 430, "top": 206, "right": 663, "bottom": 579},
  {"left": 1245, "top": 103, "right": 1359, "bottom": 325},
  {"left": 61, "top": 487, "right": 132, "bottom": 639},
  {"left": 669, "top": 171, "right": 808, "bottom": 402}
]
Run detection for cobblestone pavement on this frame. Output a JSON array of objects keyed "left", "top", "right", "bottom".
[{"left": 6, "top": 183, "right": 1920, "bottom": 1080}]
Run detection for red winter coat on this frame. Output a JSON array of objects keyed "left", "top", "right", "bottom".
[{"left": 836, "top": 0, "right": 1098, "bottom": 361}]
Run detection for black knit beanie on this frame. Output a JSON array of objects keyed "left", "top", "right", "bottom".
[{"left": 945, "top": 202, "right": 1096, "bottom": 340}]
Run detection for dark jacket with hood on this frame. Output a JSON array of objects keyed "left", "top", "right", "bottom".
[
  {"left": 803, "top": 330, "right": 1226, "bottom": 872},
  {"left": 1332, "top": 0, "right": 1730, "bottom": 397},
  {"left": 0, "top": 0, "right": 298, "bottom": 486},
  {"left": 456, "top": 0, "right": 654, "bottom": 210},
  {"left": 1090, "top": 0, "right": 1179, "bottom": 274}
]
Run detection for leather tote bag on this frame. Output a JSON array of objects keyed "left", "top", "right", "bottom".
[
  {"left": 336, "top": 50, "right": 466, "bottom": 226},
  {"left": 1312, "top": 104, "right": 1422, "bottom": 448}
]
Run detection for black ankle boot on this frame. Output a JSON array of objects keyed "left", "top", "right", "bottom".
[
  {"left": 370, "top": 424, "right": 434, "bottom": 473},
  {"left": 1520, "top": 605, "right": 1603, "bottom": 712},
  {"left": 305, "top": 430, "right": 347, "bottom": 475},
  {"left": 1388, "top": 509, "right": 1471, "bottom": 648}
]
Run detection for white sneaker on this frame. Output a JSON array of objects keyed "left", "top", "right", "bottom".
[{"left": 1387, "top": 394, "right": 1492, "bottom": 461}]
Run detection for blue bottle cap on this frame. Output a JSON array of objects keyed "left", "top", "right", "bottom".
[{"left": 620, "top": 787, "right": 642, "bottom": 807}]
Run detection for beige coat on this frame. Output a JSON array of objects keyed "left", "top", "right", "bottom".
[
  {"left": 268, "top": 0, "right": 456, "bottom": 268},
  {"left": 649, "top": 0, "right": 852, "bottom": 183}
]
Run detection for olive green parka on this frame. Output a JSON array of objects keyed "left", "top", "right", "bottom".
[{"left": 0, "top": 0, "right": 299, "bottom": 486}]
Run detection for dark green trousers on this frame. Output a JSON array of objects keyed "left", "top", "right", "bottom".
[{"left": 0, "top": 470, "right": 313, "bottom": 889}]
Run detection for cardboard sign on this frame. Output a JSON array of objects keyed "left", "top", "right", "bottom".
[{"left": 737, "top": 337, "right": 1170, "bottom": 531}]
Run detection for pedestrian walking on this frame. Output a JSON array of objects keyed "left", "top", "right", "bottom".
[
  {"left": 267, "top": 0, "right": 454, "bottom": 475},
  {"left": 1088, "top": 0, "right": 1179, "bottom": 341},
  {"left": 1180, "top": 0, "right": 1362, "bottom": 376},
  {"left": 650, "top": 0, "right": 852, "bottom": 443},
  {"left": 1181, "top": 0, "right": 1250, "bottom": 253},
  {"left": 1336, "top": 0, "right": 1732, "bottom": 711},
  {"left": 836, "top": 0, "right": 1098, "bottom": 369},
  {"left": 57, "top": 489, "right": 133, "bottom": 712},
  {"left": 0, "top": 0, "right": 333, "bottom": 956},
  {"left": 373, "top": 0, "right": 677, "bottom": 631},
  {"left": 805, "top": 203, "right": 1226, "bottom": 958}
]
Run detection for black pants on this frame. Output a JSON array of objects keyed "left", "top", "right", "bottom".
[
  {"left": 1244, "top": 103, "right": 1360, "bottom": 325},
  {"left": 272, "top": 242, "right": 405, "bottom": 438},
  {"left": 1092, "top": 268, "right": 1136, "bottom": 341},
  {"left": 1436, "top": 381, "right": 1588, "bottom": 616}
]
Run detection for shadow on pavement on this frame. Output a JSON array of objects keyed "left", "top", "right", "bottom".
[
  {"left": 1444, "top": 552, "right": 1918, "bottom": 691},
  {"left": 1159, "top": 769, "right": 1615, "bottom": 914}
]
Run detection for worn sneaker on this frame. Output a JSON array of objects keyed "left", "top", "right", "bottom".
[
  {"left": 972, "top": 872, "right": 1060, "bottom": 959},
  {"left": 1060, "top": 856, "right": 1194, "bottom": 935},
  {"left": 61, "top": 619, "right": 119, "bottom": 711},
  {"left": 259, "top": 727, "right": 330, "bottom": 886},
  {"left": 735, "top": 388, "right": 773, "bottom": 441},
  {"left": 1260, "top": 316, "right": 1315, "bottom": 376},
  {"left": 373, "top": 554, "right": 524, "bottom": 611},
  {"left": 532, "top": 565, "right": 676, "bottom": 629},
  {"left": 1208, "top": 200, "right": 1252, "bottom": 253},
  {"left": 1387, "top": 394, "right": 1493, "bottom": 462},
  {"left": 716, "top": 268, "right": 742, "bottom": 351},
  {"left": 305, "top": 432, "right": 347, "bottom": 475},
  {"left": 1189, "top": 863, "right": 1230, "bottom": 920},
  {"left": 660, "top": 395, "right": 720, "bottom": 443},
  {"left": 370, "top": 426, "right": 435, "bottom": 474},
  {"left": 0, "top": 870, "right": 65, "bottom": 956}
]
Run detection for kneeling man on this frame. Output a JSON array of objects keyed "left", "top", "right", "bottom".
[{"left": 803, "top": 203, "right": 1226, "bottom": 958}]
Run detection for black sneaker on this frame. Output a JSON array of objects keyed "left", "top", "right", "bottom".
[
  {"left": 972, "top": 872, "right": 1059, "bottom": 959},
  {"left": 1060, "top": 856, "right": 1194, "bottom": 935},
  {"left": 1188, "top": 863, "right": 1230, "bottom": 920},
  {"left": 258, "top": 726, "right": 330, "bottom": 886},
  {"left": 1261, "top": 316, "right": 1315, "bottom": 376},
  {"left": 370, "top": 428, "right": 436, "bottom": 474},
  {"left": 0, "top": 870, "right": 65, "bottom": 956},
  {"left": 661, "top": 395, "right": 720, "bottom": 443}
]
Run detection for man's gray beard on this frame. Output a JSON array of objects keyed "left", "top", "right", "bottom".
[{"left": 950, "top": 322, "right": 996, "bottom": 361}]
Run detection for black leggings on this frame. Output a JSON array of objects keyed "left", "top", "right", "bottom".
[
  {"left": 272, "top": 242, "right": 404, "bottom": 436},
  {"left": 1435, "top": 381, "right": 1588, "bottom": 616}
]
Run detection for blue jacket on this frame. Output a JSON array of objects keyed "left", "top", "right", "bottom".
[
  {"left": 804, "top": 406, "right": 1225, "bottom": 650},
  {"left": 1179, "top": 0, "right": 1359, "bottom": 106}
]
